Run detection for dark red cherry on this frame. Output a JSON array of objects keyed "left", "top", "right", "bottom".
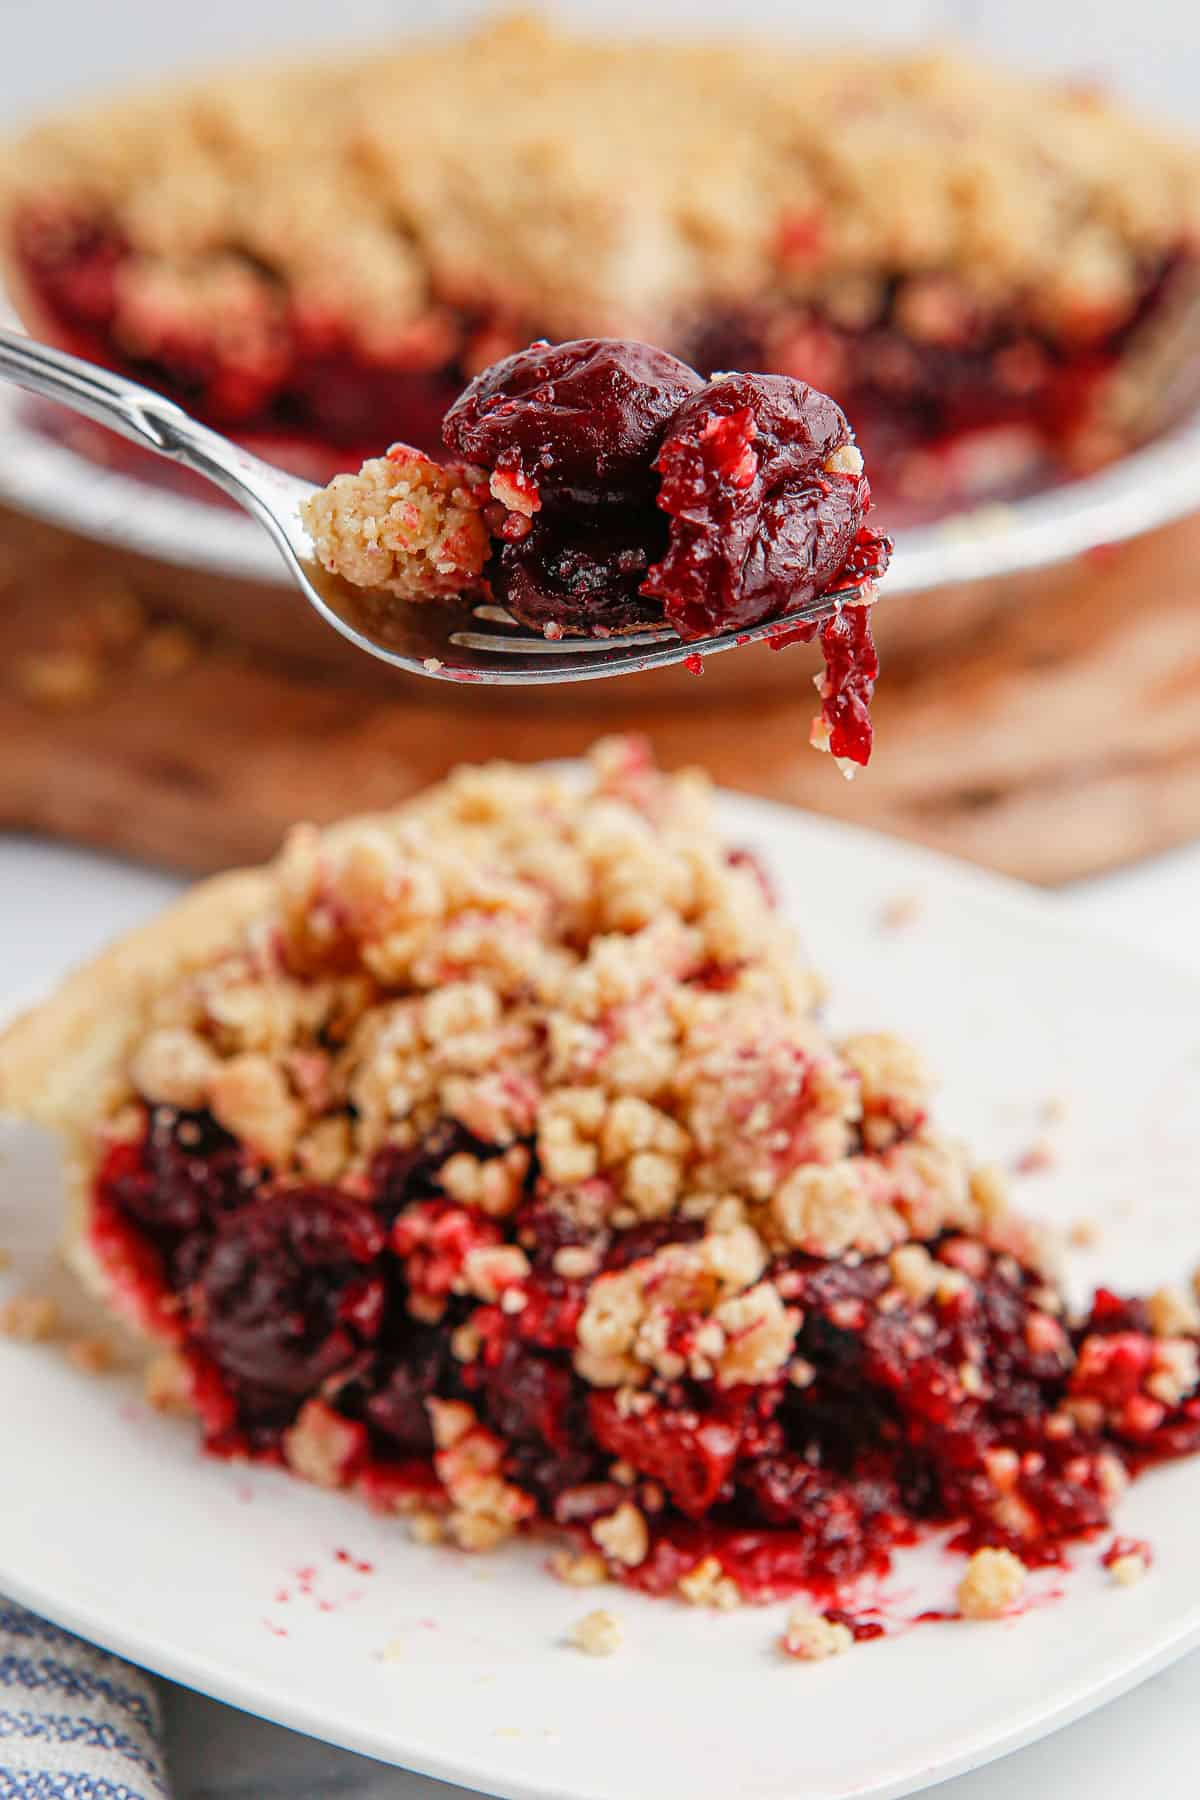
[
  {"left": 487, "top": 503, "right": 665, "bottom": 633},
  {"left": 186, "top": 1189, "right": 386, "bottom": 1404},
  {"left": 643, "top": 372, "right": 871, "bottom": 639},
  {"left": 442, "top": 337, "right": 704, "bottom": 504}
]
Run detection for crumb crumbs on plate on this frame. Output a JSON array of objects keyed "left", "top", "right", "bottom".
[
  {"left": 781, "top": 1608, "right": 854, "bottom": 1661},
  {"left": 1013, "top": 1139, "right": 1057, "bottom": 1176},
  {"left": 0, "top": 1292, "right": 61, "bottom": 1342},
  {"left": 1147, "top": 1284, "right": 1200, "bottom": 1338},
  {"left": 66, "top": 1334, "right": 116, "bottom": 1374},
  {"left": 879, "top": 892, "right": 923, "bottom": 931},
  {"left": 570, "top": 1609, "right": 624, "bottom": 1656},
  {"left": 591, "top": 1502, "right": 649, "bottom": 1567},
  {"left": 1103, "top": 1537, "right": 1153, "bottom": 1586},
  {"left": 1069, "top": 1219, "right": 1100, "bottom": 1248},
  {"left": 957, "top": 1547, "right": 1027, "bottom": 1620}
]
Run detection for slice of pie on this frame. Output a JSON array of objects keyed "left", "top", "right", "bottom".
[
  {"left": 3, "top": 740, "right": 1198, "bottom": 1614},
  {"left": 300, "top": 336, "right": 891, "bottom": 766},
  {"left": 5, "top": 14, "right": 1198, "bottom": 508}
]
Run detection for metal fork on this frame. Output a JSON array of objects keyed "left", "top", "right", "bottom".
[{"left": 0, "top": 327, "right": 876, "bottom": 686}]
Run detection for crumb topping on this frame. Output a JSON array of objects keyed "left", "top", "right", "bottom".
[
  {"left": 677, "top": 1555, "right": 741, "bottom": 1609},
  {"left": 143, "top": 1350, "right": 194, "bottom": 1414},
  {"left": 550, "top": 1548, "right": 609, "bottom": 1587},
  {"left": 408, "top": 1508, "right": 446, "bottom": 1546},
  {"left": 591, "top": 1501, "right": 650, "bottom": 1568},
  {"left": 1147, "top": 1284, "right": 1200, "bottom": 1339},
  {"left": 301, "top": 446, "right": 494, "bottom": 601},
  {"left": 110, "top": 741, "right": 999, "bottom": 1272}
]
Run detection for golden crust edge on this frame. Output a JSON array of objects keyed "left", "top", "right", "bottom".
[
  {"left": 0, "top": 866, "right": 272, "bottom": 1324},
  {"left": 0, "top": 866, "right": 270, "bottom": 1131}
]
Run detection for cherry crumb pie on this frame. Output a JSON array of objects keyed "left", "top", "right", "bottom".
[
  {"left": 4, "top": 13, "right": 1198, "bottom": 510},
  {"left": 4, "top": 740, "right": 1200, "bottom": 1621},
  {"left": 300, "top": 337, "right": 891, "bottom": 766}
]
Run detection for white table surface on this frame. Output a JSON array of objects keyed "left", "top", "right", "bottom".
[{"left": 4, "top": 827, "right": 1200, "bottom": 1800}]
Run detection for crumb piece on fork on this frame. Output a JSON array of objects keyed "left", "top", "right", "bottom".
[{"left": 302, "top": 445, "right": 493, "bottom": 600}]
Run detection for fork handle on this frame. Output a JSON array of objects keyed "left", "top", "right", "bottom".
[{"left": 0, "top": 325, "right": 277, "bottom": 507}]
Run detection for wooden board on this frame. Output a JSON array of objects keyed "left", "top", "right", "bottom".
[{"left": 3, "top": 501, "right": 1200, "bottom": 887}]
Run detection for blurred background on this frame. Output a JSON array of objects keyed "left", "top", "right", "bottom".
[
  {"left": 1, "top": 0, "right": 1197, "bottom": 124},
  {"left": 1, "top": 0, "right": 1198, "bottom": 890}
]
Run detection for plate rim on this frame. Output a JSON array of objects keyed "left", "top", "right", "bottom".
[{"left": 1, "top": 1526, "right": 1199, "bottom": 1800}]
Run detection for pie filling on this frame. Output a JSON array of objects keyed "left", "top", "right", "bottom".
[
  {"left": 90, "top": 1104, "right": 1200, "bottom": 1602},
  {"left": 71, "top": 744, "right": 1200, "bottom": 1610},
  {"left": 301, "top": 337, "right": 891, "bottom": 765},
  {"left": 12, "top": 207, "right": 1193, "bottom": 511}
]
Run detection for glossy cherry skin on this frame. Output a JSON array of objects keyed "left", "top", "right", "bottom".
[
  {"left": 443, "top": 337, "right": 704, "bottom": 505},
  {"left": 644, "top": 372, "right": 871, "bottom": 639}
]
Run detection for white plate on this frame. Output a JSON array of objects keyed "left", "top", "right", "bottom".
[{"left": 3, "top": 796, "right": 1200, "bottom": 1800}]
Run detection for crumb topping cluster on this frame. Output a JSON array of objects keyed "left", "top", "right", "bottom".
[
  {"left": 113, "top": 740, "right": 1002, "bottom": 1308},
  {"left": 9, "top": 14, "right": 1197, "bottom": 360},
  {"left": 301, "top": 446, "right": 494, "bottom": 602}
]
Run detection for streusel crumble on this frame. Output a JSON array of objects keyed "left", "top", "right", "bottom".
[
  {"left": 3, "top": 739, "right": 1200, "bottom": 1626},
  {"left": 303, "top": 446, "right": 493, "bottom": 603},
  {"left": 6, "top": 14, "right": 1197, "bottom": 506}
]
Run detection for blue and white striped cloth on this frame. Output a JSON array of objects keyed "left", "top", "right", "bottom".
[{"left": 0, "top": 1600, "right": 170, "bottom": 1800}]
